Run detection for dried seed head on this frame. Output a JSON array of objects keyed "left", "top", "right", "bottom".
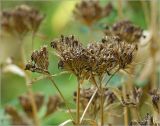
[
  {"left": 104, "top": 20, "right": 143, "bottom": 43},
  {"left": 51, "top": 35, "right": 137, "bottom": 80},
  {"left": 87, "top": 36, "right": 137, "bottom": 76},
  {"left": 5, "top": 105, "right": 28, "bottom": 125},
  {"left": 45, "top": 95, "right": 61, "bottom": 117},
  {"left": 73, "top": 0, "right": 112, "bottom": 26},
  {"left": 121, "top": 87, "right": 142, "bottom": 107},
  {"left": 149, "top": 89, "right": 160, "bottom": 113},
  {"left": 129, "top": 113, "right": 154, "bottom": 126},
  {"left": 51, "top": 35, "right": 90, "bottom": 80},
  {"left": 19, "top": 93, "right": 44, "bottom": 118},
  {"left": 1, "top": 4, "right": 44, "bottom": 38},
  {"left": 25, "top": 46, "right": 49, "bottom": 74},
  {"left": 74, "top": 87, "right": 116, "bottom": 112}
]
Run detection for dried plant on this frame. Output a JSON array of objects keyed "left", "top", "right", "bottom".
[
  {"left": 5, "top": 93, "right": 61, "bottom": 125},
  {"left": 1, "top": 4, "right": 44, "bottom": 39},
  {"left": 3, "top": 1, "right": 160, "bottom": 126},
  {"left": 104, "top": 20, "right": 143, "bottom": 43},
  {"left": 25, "top": 46, "right": 49, "bottom": 74},
  {"left": 129, "top": 113, "right": 155, "bottom": 126},
  {"left": 19, "top": 93, "right": 44, "bottom": 118},
  {"left": 149, "top": 89, "right": 160, "bottom": 113},
  {"left": 73, "top": 0, "right": 112, "bottom": 26}
]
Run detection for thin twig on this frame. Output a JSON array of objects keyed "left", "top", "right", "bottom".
[
  {"left": 80, "top": 88, "right": 98, "bottom": 123},
  {"left": 105, "top": 69, "right": 119, "bottom": 86},
  {"left": 29, "top": 71, "right": 69, "bottom": 85},
  {"left": 20, "top": 38, "right": 40, "bottom": 126},
  {"left": 122, "top": 84, "right": 128, "bottom": 126},
  {"left": 59, "top": 119, "right": 73, "bottom": 126},
  {"left": 48, "top": 76, "right": 74, "bottom": 122},
  {"left": 76, "top": 78, "right": 81, "bottom": 124}
]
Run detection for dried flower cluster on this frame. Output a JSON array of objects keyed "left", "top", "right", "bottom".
[
  {"left": 5, "top": 93, "right": 61, "bottom": 125},
  {"left": 0, "top": 4, "right": 44, "bottom": 38},
  {"left": 150, "top": 89, "right": 160, "bottom": 113},
  {"left": 51, "top": 35, "right": 137, "bottom": 80},
  {"left": 73, "top": 0, "right": 112, "bottom": 26},
  {"left": 121, "top": 87, "right": 142, "bottom": 107},
  {"left": 73, "top": 87, "right": 116, "bottom": 115},
  {"left": 129, "top": 113, "right": 154, "bottom": 126},
  {"left": 25, "top": 46, "right": 49, "bottom": 74},
  {"left": 19, "top": 93, "right": 44, "bottom": 118},
  {"left": 104, "top": 20, "right": 143, "bottom": 43}
]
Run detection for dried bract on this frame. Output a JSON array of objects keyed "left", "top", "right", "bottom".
[
  {"left": 104, "top": 20, "right": 143, "bottom": 43},
  {"left": 73, "top": 0, "right": 112, "bottom": 26},
  {"left": 25, "top": 46, "right": 49, "bottom": 74}
]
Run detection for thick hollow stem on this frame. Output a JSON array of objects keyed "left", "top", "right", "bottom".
[
  {"left": 76, "top": 79, "right": 81, "bottom": 125},
  {"left": 48, "top": 76, "right": 74, "bottom": 121}
]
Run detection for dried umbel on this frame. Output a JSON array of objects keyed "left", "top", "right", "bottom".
[
  {"left": 73, "top": 87, "right": 116, "bottom": 114},
  {"left": 129, "top": 113, "right": 154, "bottom": 126},
  {"left": 87, "top": 36, "right": 137, "bottom": 76},
  {"left": 121, "top": 87, "right": 142, "bottom": 107},
  {"left": 104, "top": 20, "right": 143, "bottom": 43},
  {"left": 73, "top": 0, "right": 112, "bottom": 26},
  {"left": 149, "top": 89, "right": 160, "bottom": 113},
  {"left": 51, "top": 35, "right": 91, "bottom": 80},
  {"left": 1, "top": 4, "right": 44, "bottom": 38},
  {"left": 5, "top": 105, "right": 28, "bottom": 125},
  {"left": 25, "top": 46, "right": 49, "bottom": 74},
  {"left": 19, "top": 93, "right": 44, "bottom": 118},
  {"left": 5, "top": 93, "right": 61, "bottom": 125},
  {"left": 51, "top": 35, "right": 137, "bottom": 81},
  {"left": 45, "top": 95, "right": 61, "bottom": 117}
]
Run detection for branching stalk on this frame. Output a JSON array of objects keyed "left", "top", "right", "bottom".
[
  {"left": 80, "top": 88, "right": 98, "bottom": 123},
  {"left": 48, "top": 76, "right": 74, "bottom": 121},
  {"left": 76, "top": 78, "right": 81, "bottom": 125}
]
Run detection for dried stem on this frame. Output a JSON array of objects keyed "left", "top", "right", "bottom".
[
  {"left": 20, "top": 39, "right": 40, "bottom": 126},
  {"left": 48, "top": 76, "right": 74, "bottom": 122},
  {"left": 99, "top": 77, "right": 104, "bottom": 126},
  {"left": 105, "top": 68, "right": 119, "bottom": 86},
  {"left": 122, "top": 84, "right": 128, "bottom": 126},
  {"left": 118, "top": 0, "right": 123, "bottom": 20},
  {"left": 80, "top": 88, "right": 98, "bottom": 123},
  {"left": 31, "top": 32, "right": 35, "bottom": 52},
  {"left": 76, "top": 78, "right": 81, "bottom": 125},
  {"left": 100, "top": 89, "right": 104, "bottom": 126}
]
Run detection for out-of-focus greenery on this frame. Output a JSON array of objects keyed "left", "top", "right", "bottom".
[{"left": 1, "top": 0, "right": 150, "bottom": 125}]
